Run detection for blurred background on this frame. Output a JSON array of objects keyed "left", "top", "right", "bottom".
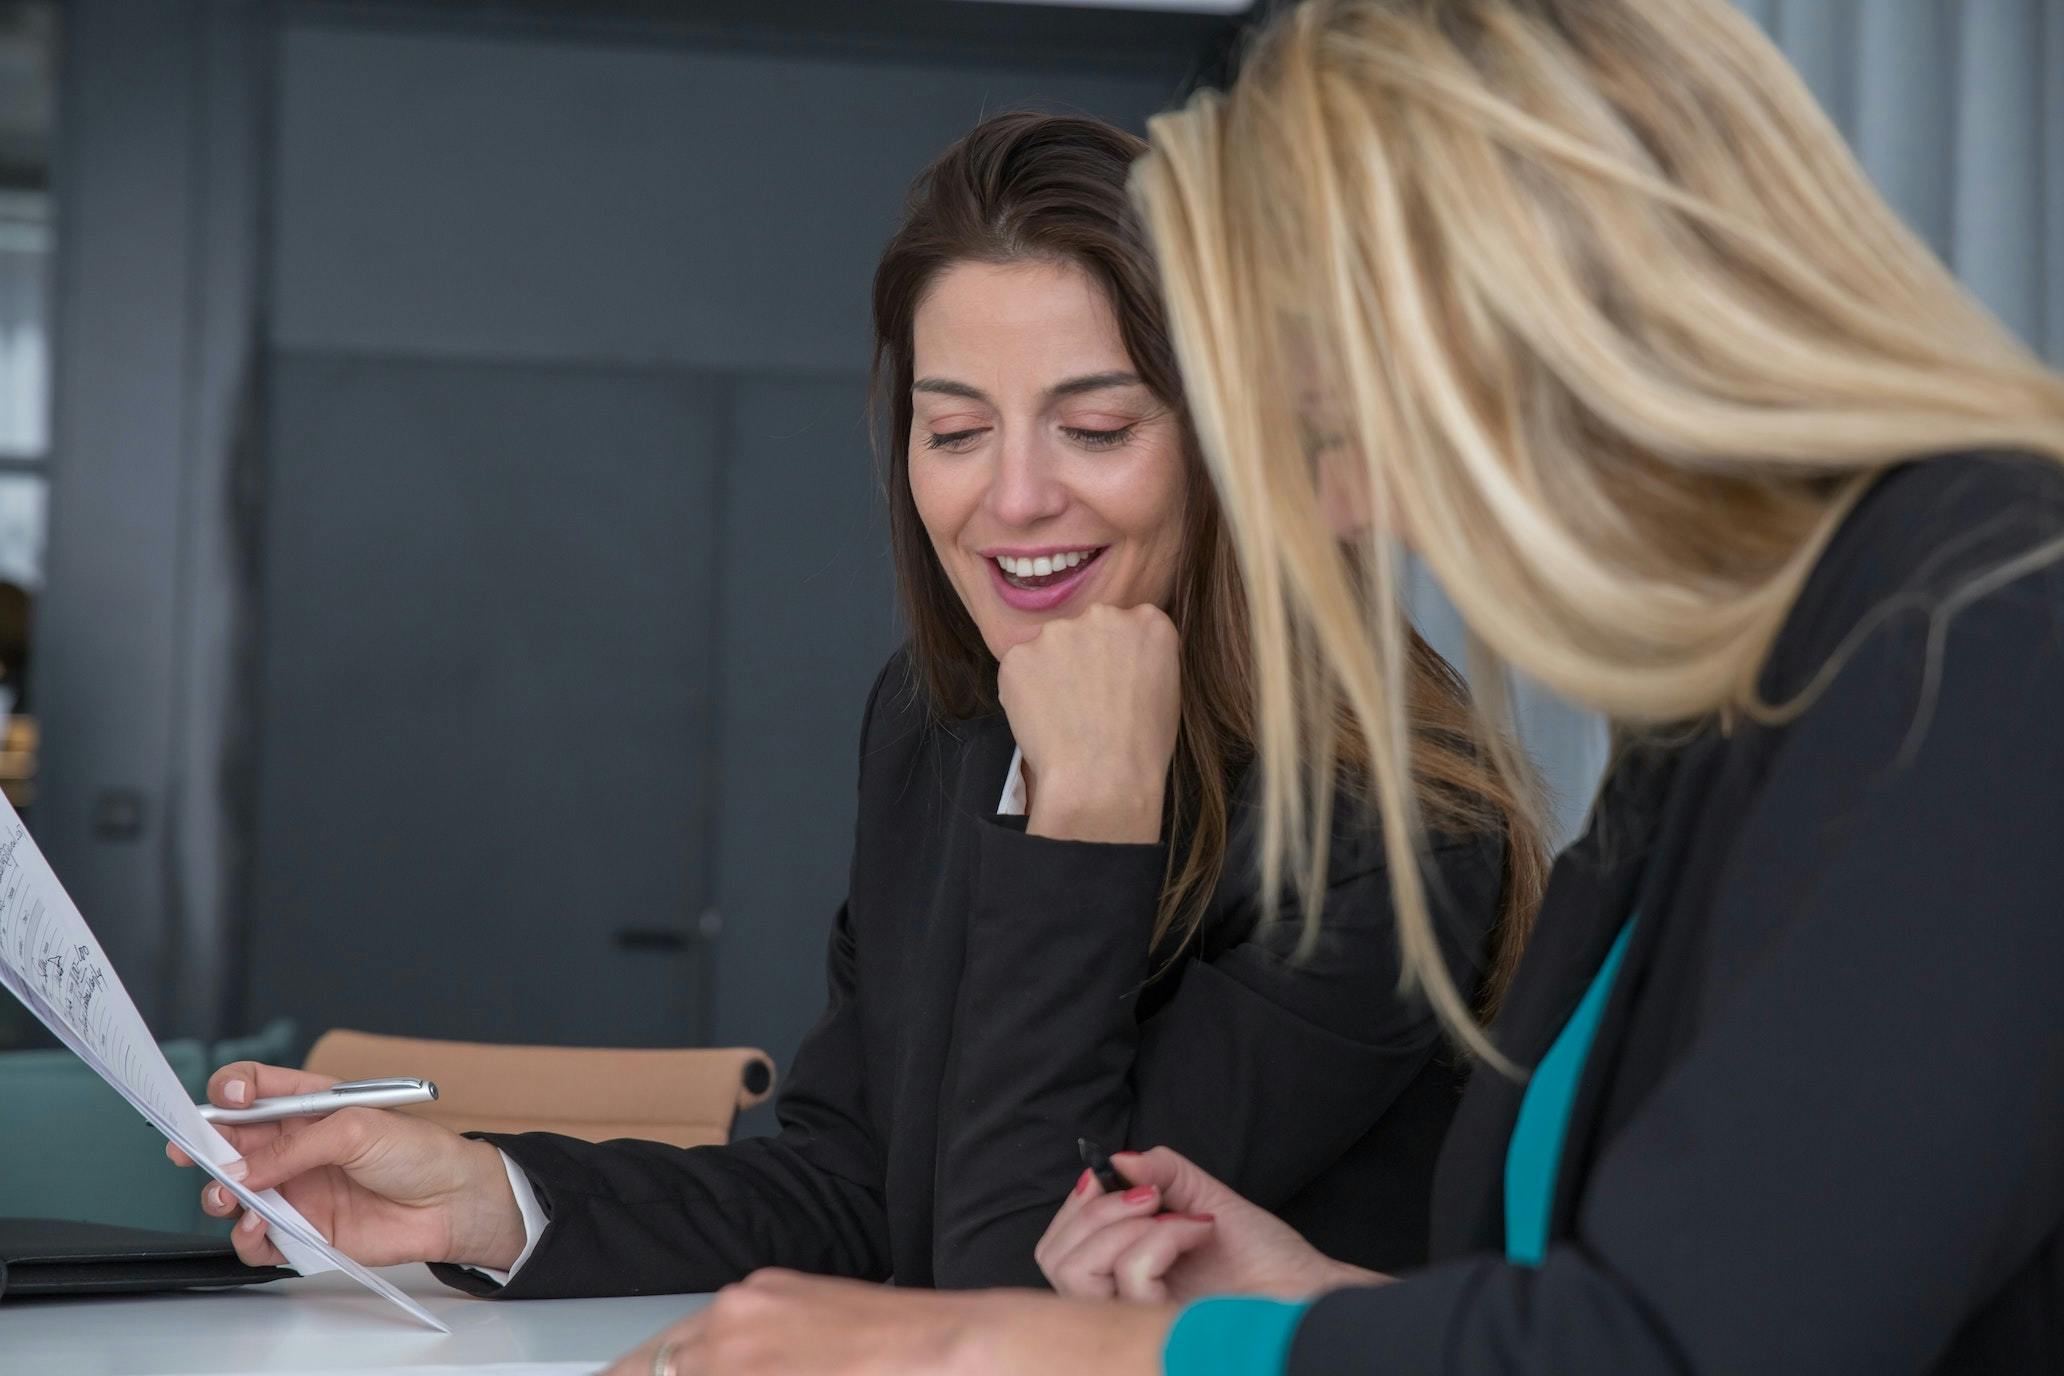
[{"left": 0, "top": 0, "right": 2056, "bottom": 1166}]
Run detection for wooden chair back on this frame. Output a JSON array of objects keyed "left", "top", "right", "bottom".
[{"left": 304, "top": 1029, "right": 775, "bottom": 1148}]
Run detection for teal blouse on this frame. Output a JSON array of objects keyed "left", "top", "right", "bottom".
[
  {"left": 1161, "top": 918, "right": 1638, "bottom": 1374},
  {"left": 1502, "top": 918, "right": 1636, "bottom": 1265}
]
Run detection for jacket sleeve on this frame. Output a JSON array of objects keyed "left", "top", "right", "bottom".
[
  {"left": 429, "top": 668, "right": 902, "bottom": 1301},
  {"left": 1286, "top": 559, "right": 2064, "bottom": 1373},
  {"left": 930, "top": 816, "right": 1496, "bottom": 1288},
  {"left": 427, "top": 902, "right": 890, "bottom": 1299}
]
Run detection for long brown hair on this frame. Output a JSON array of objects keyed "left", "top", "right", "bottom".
[{"left": 872, "top": 111, "right": 1547, "bottom": 1008}]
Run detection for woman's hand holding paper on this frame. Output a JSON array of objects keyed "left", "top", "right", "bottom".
[{"left": 165, "top": 1059, "right": 524, "bottom": 1272}]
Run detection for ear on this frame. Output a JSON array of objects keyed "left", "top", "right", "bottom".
[{"left": 1316, "top": 452, "right": 1374, "bottom": 540}]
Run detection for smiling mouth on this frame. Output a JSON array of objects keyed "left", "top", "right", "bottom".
[{"left": 991, "top": 547, "right": 1106, "bottom": 590}]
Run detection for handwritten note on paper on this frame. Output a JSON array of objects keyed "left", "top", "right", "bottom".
[{"left": 0, "top": 796, "right": 448, "bottom": 1333}]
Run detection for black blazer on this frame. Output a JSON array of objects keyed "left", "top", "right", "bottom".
[
  {"left": 435, "top": 651, "right": 1505, "bottom": 1297},
  {"left": 1290, "top": 455, "right": 2064, "bottom": 1374}
]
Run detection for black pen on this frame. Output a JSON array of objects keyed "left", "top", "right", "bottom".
[{"left": 1076, "top": 1136, "right": 1127, "bottom": 1193}]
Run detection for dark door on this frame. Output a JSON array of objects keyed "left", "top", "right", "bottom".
[
  {"left": 710, "top": 375, "right": 898, "bottom": 1125},
  {"left": 246, "top": 354, "right": 722, "bottom": 1046}
]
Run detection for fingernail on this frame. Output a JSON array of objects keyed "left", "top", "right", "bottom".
[
  {"left": 224, "top": 1079, "right": 249, "bottom": 1106},
  {"left": 1111, "top": 1151, "right": 1143, "bottom": 1161},
  {"left": 1074, "top": 1169, "right": 1096, "bottom": 1197},
  {"left": 239, "top": 1211, "right": 263, "bottom": 1234},
  {"left": 1121, "top": 1185, "right": 1157, "bottom": 1204},
  {"left": 206, "top": 1184, "right": 226, "bottom": 1210},
  {"left": 223, "top": 1158, "right": 248, "bottom": 1181}
]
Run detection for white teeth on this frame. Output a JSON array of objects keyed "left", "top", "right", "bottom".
[{"left": 994, "top": 550, "right": 1097, "bottom": 580}]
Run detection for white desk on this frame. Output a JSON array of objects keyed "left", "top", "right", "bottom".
[{"left": 0, "top": 1264, "right": 709, "bottom": 1376}]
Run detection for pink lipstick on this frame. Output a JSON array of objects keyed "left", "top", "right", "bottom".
[{"left": 984, "top": 546, "right": 1107, "bottom": 613}]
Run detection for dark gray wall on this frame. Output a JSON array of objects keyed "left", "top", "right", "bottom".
[
  {"left": 265, "top": 19, "right": 1182, "bottom": 372},
  {"left": 37, "top": 0, "right": 267, "bottom": 1035},
  {"left": 38, "top": 0, "right": 1218, "bottom": 1114},
  {"left": 37, "top": 0, "right": 200, "bottom": 1024},
  {"left": 709, "top": 375, "right": 884, "bottom": 1130},
  {"left": 249, "top": 356, "right": 726, "bottom": 1047}
]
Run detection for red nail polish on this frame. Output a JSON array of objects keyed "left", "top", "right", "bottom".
[
  {"left": 1074, "top": 1169, "right": 1096, "bottom": 1196},
  {"left": 1121, "top": 1185, "right": 1157, "bottom": 1204}
]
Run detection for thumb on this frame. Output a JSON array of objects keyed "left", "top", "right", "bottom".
[
  {"left": 1114, "top": 1215, "right": 1217, "bottom": 1303},
  {"left": 1112, "top": 1146, "right": 1232, "bottom": 1215}
]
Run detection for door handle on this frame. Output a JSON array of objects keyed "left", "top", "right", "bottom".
[{"left": 613, "top": 908, "right": 721, "bottom": 952}]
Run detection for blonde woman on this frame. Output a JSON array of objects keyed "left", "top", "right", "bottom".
[{"left": 599, "top": 0, "right": 2064, "bottom": 1372}]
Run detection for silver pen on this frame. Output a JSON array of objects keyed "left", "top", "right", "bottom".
[{"left": 197, "top": 1076, "right": 440, "bottom": 1125}]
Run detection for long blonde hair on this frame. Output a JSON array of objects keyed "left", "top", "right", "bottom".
[{"left": 1133, "top": 0, "right": 2064, "bottom": 1065}]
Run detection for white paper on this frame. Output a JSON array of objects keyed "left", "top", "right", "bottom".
[{"left": 0, "top": 796, "right": 448, "bottom": 1333}]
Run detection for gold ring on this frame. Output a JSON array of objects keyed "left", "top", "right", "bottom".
[{"left": 650, "top": 1338, "right": 679, "bottom": 1376}]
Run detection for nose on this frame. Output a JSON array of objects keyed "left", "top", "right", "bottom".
[{"left": 984, "top": 430, "right": 1069, "bottom": 529}]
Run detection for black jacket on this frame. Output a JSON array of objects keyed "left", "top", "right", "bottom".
[
  {"left": 1290, "top": 454, "right": 2064, "bottom": 1375},
  {"left": 435, "top": 652, "right": 1505, "bottom": 1297}
]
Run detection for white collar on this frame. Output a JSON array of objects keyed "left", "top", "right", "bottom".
[{"left": 997, "top": 747, "right": 1027, "bottom": 817}]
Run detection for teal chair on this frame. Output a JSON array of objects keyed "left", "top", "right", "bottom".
[{"left": 0, "top": 1019, "right": 299, "bottom": 1234}]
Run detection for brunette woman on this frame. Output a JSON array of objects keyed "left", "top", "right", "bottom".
[{"left": 174, "top": 111, "right": 1539, "bottom": 1300}]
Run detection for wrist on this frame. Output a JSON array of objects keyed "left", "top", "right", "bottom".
[
  {"left": 444, "top": 1140, "right": 527, "bottom": 1271},
  {"left": 972, "top": 1296, "right": 1177, "bottom": 1375},
  {"left": 1025, "top": 765, "right": 1165, "bottom": 844}
]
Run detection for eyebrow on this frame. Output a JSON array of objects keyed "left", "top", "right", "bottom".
[
  {"left": 911, "top": 371, "right": 1146, "bottom": 405},
  {"left": 1050, "top": 371, "right": 1144, "bottom": 399}
]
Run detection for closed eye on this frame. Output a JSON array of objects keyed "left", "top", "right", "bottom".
[
  {"left": 925, "top": 428, "right": 988, "bottom": 452},
  {"left": 1063, "top": 425, "right": 1136, "bottom": 450}
]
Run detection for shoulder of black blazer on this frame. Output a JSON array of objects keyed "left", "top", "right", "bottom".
[
  {"left": 1428, "top": 448, "right": 2064, "bottom": 1261},
  {"left": 851, "top": 643, "right": 1510, "bottom": 985}
]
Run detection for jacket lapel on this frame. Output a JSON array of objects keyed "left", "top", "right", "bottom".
[
  {"left": 1428, "top": 739, "right": 1689, "bottom": 1259},
  {"left": 1541, "top": 729, "right": 1727, "bottom": 1245}
]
